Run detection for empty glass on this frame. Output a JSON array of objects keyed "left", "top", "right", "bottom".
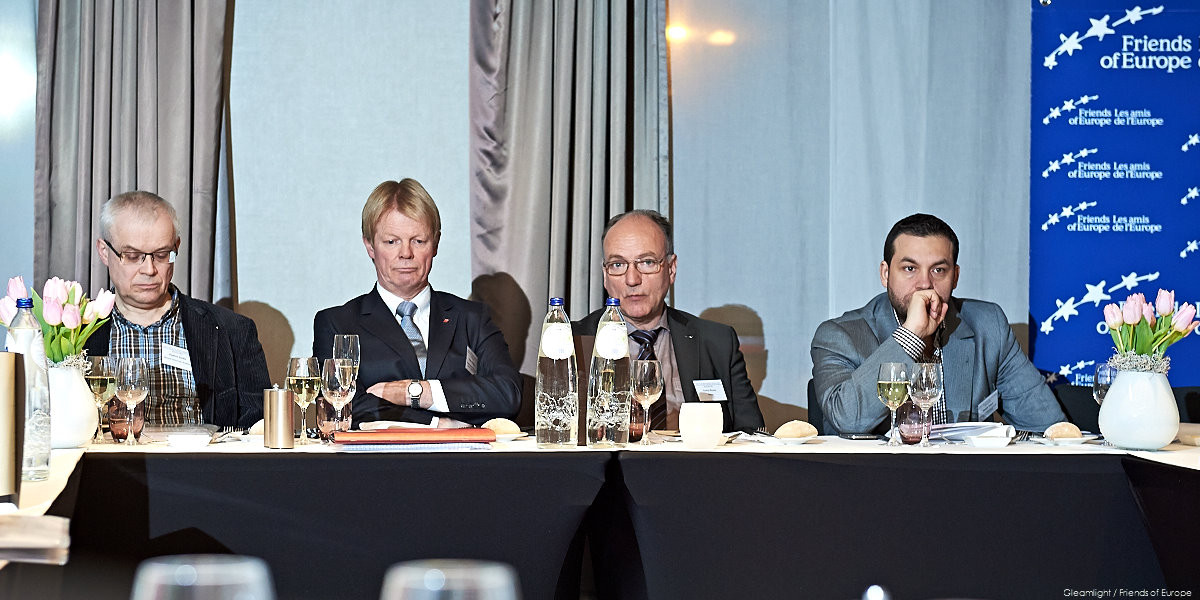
[
  {"left": 130, "top": 554, "right": 275, "bottom": 600},
  {"left": 1093, "top": 363, "right": 1117, "bottom": 405},
  {"left": 380, "top": 559, "right": 519, "bottom": 600},
  {"left": 909, "top": 363, "right": 943, "bottom": 447}
]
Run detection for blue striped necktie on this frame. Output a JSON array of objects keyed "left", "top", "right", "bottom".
[
  {"left": 629, "top": 328, "right": 666, "bottom": 429},
  {"left": 397, "top": 301, "right": 427, "bottom": 376}
]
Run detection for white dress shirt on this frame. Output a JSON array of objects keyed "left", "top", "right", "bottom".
[{"left": 374, "top": 284, "right": 455, "bottom": 423}]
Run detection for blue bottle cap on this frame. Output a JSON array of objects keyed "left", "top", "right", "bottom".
[
  {"left": 16, "top": 298, "right": 33, "bottom": 308},
  {"left": 549, "top": 297, "right": 564, "bottom": 306},
  {"left": 605, "top": 297, "right": 620, "bottom": 306}
]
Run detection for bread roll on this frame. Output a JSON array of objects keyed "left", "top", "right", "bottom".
[
  {"left": 775, "top": 420, "right": 817, "bottom": 438},
  {"left": 1044, "top": 421, "right": 1082, "bottom": 439},
  {"left": 482, "top": 418, "right": 521, "bottom": 435}
]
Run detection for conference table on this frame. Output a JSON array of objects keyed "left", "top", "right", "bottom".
[{"left": 2, "top": 435, "right": 1198, "bottom": 599}]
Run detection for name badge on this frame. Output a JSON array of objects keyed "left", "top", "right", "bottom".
[
  {"left": 978, "top": 389, "right": 1000, "bottom": 421},
  {"left": 692, "top": 380, "right": 728, "bottom": 402},
  {"left": 161, "top": 342, "right": 193, "bottom": 372}
]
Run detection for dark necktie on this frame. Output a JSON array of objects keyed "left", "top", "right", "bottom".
[
  {"left": 629, "top": 328, "right": 667, "bottom": 429},
  {"left": 397, "top": 301, "right": 427, "bottom": 376}
]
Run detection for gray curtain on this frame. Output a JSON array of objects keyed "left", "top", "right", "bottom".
[
  {"left": 34, "top": 0, "right": 229, "bottom": 300},
  {"left": 469, "top": 0, "right": 670, "bottom": 377}
]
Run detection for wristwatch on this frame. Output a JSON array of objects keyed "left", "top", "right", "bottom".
[{"left": 407, "top": 380, "right": 423, "bottom": 409}]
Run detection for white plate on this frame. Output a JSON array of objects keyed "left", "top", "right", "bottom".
[
  {"left": 964, "top": 435, "right": 1012, "bottom": 448},
  {"left": 777, "top": 435, "right": 817, "bottom": 445},
  {"left": 495, "top": 433, "right": 528, "bottom": 442},
  {"left": 1038, "top": 434, "right": 1099, "bottom": 446}
]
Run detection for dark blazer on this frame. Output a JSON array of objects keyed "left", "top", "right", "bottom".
[
  {"left": 573, "top": 306, "right": 765, "bottom": 433},
  {"left": 83, "top": 293, "right": 269, "bottom": 428},
  {"left": 312, "top": 288, "right": 522, "bottom": 426}
]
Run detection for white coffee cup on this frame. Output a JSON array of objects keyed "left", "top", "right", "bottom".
[{"left": 679, "top": 403, "right": 723, "bottom": 449}]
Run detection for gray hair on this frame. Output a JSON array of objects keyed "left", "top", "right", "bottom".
[
  {"left": 602, "top": 209, "right": 674, "bottom": 256},
  {"left": 100, "top": 191, "right": 181, "bottom": 241}
]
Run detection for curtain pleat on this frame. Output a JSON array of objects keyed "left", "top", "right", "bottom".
[{"left": 34, "top": 0, "right": 229, "bottom": 302}]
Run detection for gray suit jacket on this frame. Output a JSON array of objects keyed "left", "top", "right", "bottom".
[{"left": 810, "top": 293, "right": 1065, "bottom": 434}]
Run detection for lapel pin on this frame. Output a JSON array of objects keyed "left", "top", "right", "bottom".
[{"left": 442, "top": 318, "right": 450, "bottom": 323}]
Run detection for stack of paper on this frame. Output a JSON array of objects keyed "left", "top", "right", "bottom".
[{"left": 0, "top": 514, "right": 69, "bottom": 565}]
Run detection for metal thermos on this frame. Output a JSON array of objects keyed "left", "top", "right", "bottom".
[{"left": 264, "top": 387, "right": 294, "bottom": 449}]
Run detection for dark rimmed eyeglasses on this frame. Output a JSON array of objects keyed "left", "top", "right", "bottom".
[
  {"left": 103, "top": 239, "right": 177, "bottom": 265},
  {"left": 602, "top": 256, "right": 672, "bottom": 276}
]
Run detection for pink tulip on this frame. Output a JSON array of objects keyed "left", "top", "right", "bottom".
[
  {"left": 90, "top": 289, "right": 116, "bottom": 319},
  {"left": 1155, "top": 290, "right": 1175, "bottom": 317},
  {"left": 1103, "top": 303, "right": 1123, "bottom": 328},
  {"left": 66, "top": 280, "right": 83, "bottom": 304},
  {"left": 6, "top": 276, "right": 27, "bottom": 300},
  {"left": 42, "top": 277, "right": 69, "bottom": 305},
  {"left": 42, "top": 299, "right": 63, "bottom": 326},
  {"left": 1122, "top": 294, "right": 1144, "bottom": 324},
  {"left": 61, "top": 303, "right": 81, "bottom": 329},
  {"left": 1142, "top": 302, "right": 1155, "bottom": 324},
  {"left": 1173, "top": 303, "right": 1197, "bottom": 333},
  {"left": 0, "top": 296, "right": 16, "bottom": 326}
]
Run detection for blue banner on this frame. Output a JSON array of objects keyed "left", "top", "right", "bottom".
[{"left": 1030, "top": 1, "right": 1200, "bottom": 386}]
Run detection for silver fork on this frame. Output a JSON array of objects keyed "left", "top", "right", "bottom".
[{"left": 1014, "top": 430, "right": 1033, "bottom": 443}]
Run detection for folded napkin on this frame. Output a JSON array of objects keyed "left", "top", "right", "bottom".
[
  {"left": 331, "top": 428, "right": 497, "bottom": 444},
  {"left": 932, "top": 422, "right": 1015, "bottom": 441}
]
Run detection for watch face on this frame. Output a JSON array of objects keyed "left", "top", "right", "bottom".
[{"left": 408, "top": 381, "right": 423, "bottom": 397}]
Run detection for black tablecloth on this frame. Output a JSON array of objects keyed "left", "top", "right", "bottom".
[
  {"left": 615, "top": 451, "right": 1165, "bottom": 599},
  {"left": 5, "top": 451, "right": 608, "bottom": 600}
]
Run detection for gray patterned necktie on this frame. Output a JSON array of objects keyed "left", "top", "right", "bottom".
[{"left": 397, "top": 301, "right": 427, "bottom": 376}]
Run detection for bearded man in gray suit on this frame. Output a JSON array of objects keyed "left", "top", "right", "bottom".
[{"left": 811, "top": 214, "right": 1065, "bottom": 435}]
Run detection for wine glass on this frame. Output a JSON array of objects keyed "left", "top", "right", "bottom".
[
  {"left": 1093, "top": 363, "right": 1117, "bottom": 405},
  {"left": 332, "top": 334, "right": 360, "bottom": 381},
  {"left": 130, "top": 554, "right": 275, "bottom": 600},
  {"left": 380, "top": 559, "right": 519, "bottom": 600},
  {"left": 286, "top": 357, "right": 322, "bottom": 444},
  {"left": 631, "top": 360, "right": 664, "bottom": 445},
  {"left": 321, "top": 358, "right": 356, "bottom": 439},
  {"left": 115, "top": 357, "right": 150, "bottom": 446},
  {"left": 908, "top": 363, "right": 943, "bottom": 447},
  {"left": 85, "top": 356, "right": 117, "bottom": 444},
  {"left": 877, "top": 362, "right": 910, "bottom": 447}
]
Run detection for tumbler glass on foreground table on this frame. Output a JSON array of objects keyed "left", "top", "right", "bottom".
[
  {"left": 106, "top": 398, "right": 145, "bottom": 442},
  {"left": 130, "top": 554, "right": 275, "bottom": 600},
  {"left": 380, "top": 559, "right": 519, "bottom": 600},
  {"left": 316, "top": 395, "right": 351, "bottom": 441}
]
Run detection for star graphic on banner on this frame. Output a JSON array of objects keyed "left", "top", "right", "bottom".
[
  {"left": 1081, "top": 281, "right": 1110, "bottom": 306},
  {"left": 1075, "top": 201, "right": 1093, "bottom": 212},
  {"left": 1183, "top": 241, "right": 1199, "bottom": 258},
  {"left": 1041, "top": 319, "right": 1055, "bottom": 335},
  {"left": 1073, "top": 360, "right": 1093, "bottom": 372},
  {"left": 1052, "top": 298, "right": 1079, "bottom": 322},
  {"left": 1078, "top": 95, "right": 1094, "bottom": 105},
  {"left": 1120, "top": 7, "right": 1144, "bottom": 26},
  {"left": 1061, "top": 152, "right": 1075, "bottom": 165},
  {"left": 1061, "top": 205, "right": 1075, "bottom": 218},
  {"left": 1058, "top": 364, "right": 1071, "bottom": 377},
  {"left": 1085, "top": 15, "right": 1115, "bottom": 41},
  {"left": 1119, "top": 272, "right": 1140, "bottom": 290},
  {"left": 1044, "top": 54, "right": 1058, "bottom": 70},
  {"left": 1079, "top": 148, "right": 1096, "bottom": 157},
  {"left": 1058, "top": 32, "right": 1084, "bottom": 56},
  {"left": 1062, "top": 99, "right": 1076, "bottom": 112},
  {"left": 1047, "top": 213, "right": 1060, "bottom": 226},
  {"left": 1048, "top": 160, "right": 1061, "bottom": 173},
  {"left": 1045, "top": 372, "right": 1060, "bottom": 385},
  {"left": 1184, "top": 134, "right": 1199, "bottom": 152},
  {"left": 1183, "top": 187, "right": 1198, "bottom": 205}
]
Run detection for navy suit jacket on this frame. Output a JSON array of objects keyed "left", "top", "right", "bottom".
[
  {"left": 83, "top": 293, "right": 269, "bottom": 428},
  {"left": 573, "top": 306, "right": 765, "bottom": 433},
  {"left": 312, "top": 287, "right": 522, "bottom": 426}
]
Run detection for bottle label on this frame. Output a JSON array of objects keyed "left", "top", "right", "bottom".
[
  {"left": 594, "top": 323, "right": 629, "bottom": 360},
  {"left": 540, "top": 323, "right": 574, "bottom": 360}
]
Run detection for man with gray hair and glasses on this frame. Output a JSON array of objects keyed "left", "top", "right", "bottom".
[
  {"left": 83, "top": 191, "right": 269, "bottom": 428},
  {"left": 572, "top": 209, "right": 765, "bottom": 433}
]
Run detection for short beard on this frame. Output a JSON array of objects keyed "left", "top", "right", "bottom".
[{"left": 887, "top": 287, "right": 908, "bottom": 323}]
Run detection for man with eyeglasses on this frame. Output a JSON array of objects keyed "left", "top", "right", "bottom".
[
  {"left": 83, "top": 191, "right": 269, "bottom": 427},
  {"left": 572, "top": 210, "right": 765, "bottom": 433},
  {"left": 810, "top": 213, "right": 1064, "bottom": 435}
]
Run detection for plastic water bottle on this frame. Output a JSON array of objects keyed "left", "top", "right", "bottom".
[
  {"left": 534, "top": 297, "right": 578, "bottom": 448},
  {"left": 586, "top": 298, "right": 631, "bottom": 447},
  {"left": 6, "top": 298, "right": 51, "bottom": 481}
]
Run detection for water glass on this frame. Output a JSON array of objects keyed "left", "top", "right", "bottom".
[
  {"left": 316, "top": 395, "right": 352, "bottom": 441},
  {"left": 107, "top": 398, "right": 145, "bottom": 442},
  {"left": 1093, "top": 363, "right": 1117, "bottom": 405},
  {"left": 130, "top": 554, "right": 275, "bottom": 600},
  {"left": 380, "top": 559, "right": 519, "bottom": 600},
  {"left": 679, "top": 402, "right": 723, "bottom": 449},
  {"left": 909, "top": 363, "right": 943, "bottom": 447}
]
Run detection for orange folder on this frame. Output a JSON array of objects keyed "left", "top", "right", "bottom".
[{"left": 331, "top": 428, "right": 497, "bottom": 444}]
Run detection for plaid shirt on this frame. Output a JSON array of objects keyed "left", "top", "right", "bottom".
[{"left": 108, "top": 287, "right": 200, "bottom": 424}]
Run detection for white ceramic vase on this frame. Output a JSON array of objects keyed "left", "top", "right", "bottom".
[
  {"left": 1097, "top": 370, "right": 1178, "bottom": 450},
  {"left": 48, "top": 364, "right": 99, "bottom": 448}
]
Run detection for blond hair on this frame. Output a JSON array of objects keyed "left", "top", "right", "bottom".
[{"left": 361, "top": 179, "right": 441, "bottom": 241}]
